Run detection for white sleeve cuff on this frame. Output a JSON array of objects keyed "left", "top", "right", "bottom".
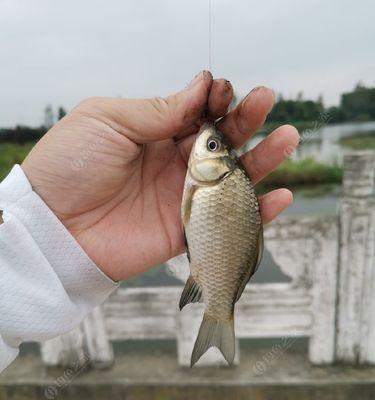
[{"left": 0, "top": 165, "right": 119, "bottom": 371}]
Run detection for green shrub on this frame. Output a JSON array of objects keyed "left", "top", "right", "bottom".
[
  {"left": 0, "top": 143, "right": 35, "bottom": 180},
  {"left": 260, "top": 158, "right": 343, "bottom": 190}
]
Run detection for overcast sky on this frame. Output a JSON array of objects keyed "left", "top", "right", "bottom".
[{"left": 0, "top": 0, "right": 374, "bottom": 126}]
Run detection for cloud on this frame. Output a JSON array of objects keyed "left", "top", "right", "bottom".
[{"left": 0, "top": 0, "right": 374, "bottom": 126}]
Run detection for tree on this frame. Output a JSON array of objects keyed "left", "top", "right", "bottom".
[
  {"left": 341, "top": 83, "right": 375, "bottom": 121},
  {"left": 58, "top": 107, "right": 67, "bottom": 120},
  {"left": 317, "top": 94, "right": 324, "bottom": 108}
]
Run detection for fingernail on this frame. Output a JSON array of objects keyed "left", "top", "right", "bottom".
[
  {"left": 251, "top": 86, "right": 265, "bottom": 93},
  {"left": 187, "top": 71, "right": 204, "bottom": 89},
  {"left": 224, "top": 80, "right": 232, "bottom": 91},
  {"left": 187, "top": 70, "right": 212, "bottom": 89},
  {"left": 248, "top": 86, "right": 273, "bottom": 96},
  {"left": 244, "top": 86, "right": 262, "bottom": 101},
  {"left": 242, "top": 86, "right": 274, "bottom": 106}
]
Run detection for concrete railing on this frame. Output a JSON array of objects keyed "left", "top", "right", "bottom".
[{"left": 39, "top": 151, "right": 375, "bottom": 368}]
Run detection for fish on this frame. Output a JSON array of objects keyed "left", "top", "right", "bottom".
[{"left": 180, "top": 122, "right": 263, "bottom": 367}]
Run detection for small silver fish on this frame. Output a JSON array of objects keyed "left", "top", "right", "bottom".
[{"left": 180, "top": 123, "right": 263, "bottom": 366}]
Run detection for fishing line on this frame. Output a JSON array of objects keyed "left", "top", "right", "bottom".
[{"left": 208, "top": 0, "right": 212, "bottom": 71}]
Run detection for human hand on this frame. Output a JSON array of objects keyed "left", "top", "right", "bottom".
[{"left": 22, "top": 71, "right": 299, "bottom": 281}]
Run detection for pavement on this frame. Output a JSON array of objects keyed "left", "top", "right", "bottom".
[{"left": 1, "top": 347, "right": 375, "bottom": 400}]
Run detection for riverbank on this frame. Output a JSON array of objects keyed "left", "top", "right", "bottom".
[
  {"left": 259, "top": 158, "right": 343, "bottom": 191},
  {"left": 339, "top": 133, "right": 375, "bottom": 150}
]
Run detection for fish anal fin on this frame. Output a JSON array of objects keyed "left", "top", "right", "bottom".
[{"left": 179, "top": 275, "right": 203, "bottom": 310}]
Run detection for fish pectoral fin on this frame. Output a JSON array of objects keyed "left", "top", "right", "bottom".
[
  {"left": 191, "top": 314, "right": 235, "bottom": 367},
  {"left": 181, "top": 182, "right": 197, "bottom": 226},
  {"left": 235, "top": 225, "right": 264, "bottom": 303},
  {"left": 179, "top": 275, "right": 203, "bottom": 310},
  {"left": 183, "top": 228, "right": 191, "bottom": 263},
  {"left": 253, "top": 225, "right": 264, "bottom": 275}
]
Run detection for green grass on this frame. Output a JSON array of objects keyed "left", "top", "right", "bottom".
[
  {"left": 0, "top": 143, "right": 343, "bottom": 194},
  {"left": 339, "top": 133, "right": 375, "bottom": 150},
  {"left": 259, "top": 158, "right": 343, "bottom": 191},
  {"left": 0, "top": 142, "right": 35, "bottom": 180}
]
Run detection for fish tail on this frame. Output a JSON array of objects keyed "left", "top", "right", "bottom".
[{"left": 191, "top": 313, "right": 235, "bottom": 367}]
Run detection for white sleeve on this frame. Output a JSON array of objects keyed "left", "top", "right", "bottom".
[{"left": 0, "top": 165, "right": 119, "bottom": 372}]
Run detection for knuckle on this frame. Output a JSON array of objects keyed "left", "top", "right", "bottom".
[
  {"left": 151, "top": 95, "right": 187, "bottom": 134},
  {"left": 76, "top": 96, "right": 105, "bottom": 110},
  {"left": 150, "top": 96, "right": 171, "bottom": 116}
]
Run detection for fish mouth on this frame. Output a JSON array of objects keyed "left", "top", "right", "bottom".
[{"left": 188, "top": 168, "right": 234, "bottom": 186}]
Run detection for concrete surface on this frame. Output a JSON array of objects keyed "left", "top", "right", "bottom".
[{"left": 1, "top": 348, "right": 375, "bottom": 400}]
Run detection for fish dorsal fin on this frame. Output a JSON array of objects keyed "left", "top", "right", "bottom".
[
  {"left": 179, "top": 275, "right": 203, "bottom": 310},
  {"left": 235, "top": 225, "right": 264, "bottom": 303}
]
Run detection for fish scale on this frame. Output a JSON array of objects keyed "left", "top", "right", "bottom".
[{"left": 187, "top": 168, "right": 260, "bottom": 320}]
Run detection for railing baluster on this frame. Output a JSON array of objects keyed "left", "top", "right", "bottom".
[{"left": 336, "top": 151, "right": 375, "bottom": 363}]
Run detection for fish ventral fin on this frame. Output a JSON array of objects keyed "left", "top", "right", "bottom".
[
  {"left": 179, "top": 275, "right": 203, "bottom": 310},
  {"left": 191, "top": 313, "right": 235, "bottom": 367}
]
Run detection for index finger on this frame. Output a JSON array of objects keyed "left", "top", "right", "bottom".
[{"left": 217, "top": 86, "right": 274, "bottom": 149}]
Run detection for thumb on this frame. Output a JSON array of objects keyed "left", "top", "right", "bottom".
[{"left": 76, "top": 71, "right": 213, "bottom": 144}]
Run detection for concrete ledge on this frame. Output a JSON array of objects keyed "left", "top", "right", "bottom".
[{"left": 2, "top": 349, "right": 375, "bottom": 400}]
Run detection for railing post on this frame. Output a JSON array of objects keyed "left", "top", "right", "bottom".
[
  {"left": 336, "top": 151, "right": 375, "bottom": 363},
  {"left": 308, "top": 217, "right": 338, "bottom": 364},
  {"left": 83, "top": 306, "right": 114, "bottom": 368},
  {"left": 265, "top": 215, "right": 339, "bottom": 364},
  {"left": 40, "top": 305, "right": 113, "bottom": 369},
  {"left": 40, "top": 325, "right": 86, "bottom": 368}
]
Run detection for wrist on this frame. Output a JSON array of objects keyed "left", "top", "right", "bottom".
[{"left": 0, "top": 165, "right": 119, "bottom": 301}]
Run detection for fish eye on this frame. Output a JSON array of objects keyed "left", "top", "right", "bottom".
[{"left": 207, "top": 138, "right": 220, "bottom": 152}]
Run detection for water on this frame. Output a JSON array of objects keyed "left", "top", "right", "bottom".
[{"left": 249, "top": 121, "right": 375, "bottom": 166}]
